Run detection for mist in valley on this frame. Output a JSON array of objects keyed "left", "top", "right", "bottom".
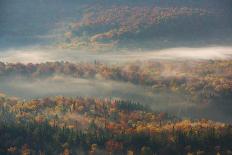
[
  {"left": 1, "top": 46, "right": 232, "bottom": 64},
  {"left": 0, "top": 75, "right": 232, "bottom": 123}
]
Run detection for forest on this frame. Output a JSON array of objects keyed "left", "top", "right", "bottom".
[
  {"left": 60, "top": 5, "right": 230, "bottom": 50},
  {"left": 1, "top": 95, "right": 232, "bottom": 155}
]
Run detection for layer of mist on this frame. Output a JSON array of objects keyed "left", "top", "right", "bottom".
[
  {"left": 1, "top": 46, "right": 232, "bottom": 64},
  {"left": 0, "top": 76, "right": 232, "bottom": 123}
]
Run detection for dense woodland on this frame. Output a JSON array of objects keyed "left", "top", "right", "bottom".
[
  {"left": 0, "top": 95, "right": 232, "bottom": 155},
  {"left": 59, "top": 2, "right": 231, "bottom": 50}
]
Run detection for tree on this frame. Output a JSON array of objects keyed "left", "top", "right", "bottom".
[
  {"left": 141, "top": 146, "right": 153, "bottom": 155},
  {"left": 21, "top": 144, "right": 30, "bottom": 155}
]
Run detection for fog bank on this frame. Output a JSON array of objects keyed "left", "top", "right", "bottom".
[
  {"left": 0, "top": 76, "right": 232, "bottom": 123},
  {"left": 1, "top": 46, "right": 232, "bottom": 64}
]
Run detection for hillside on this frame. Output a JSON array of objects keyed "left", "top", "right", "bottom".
[
  {"left": 1, "top": 96, "right": 232, "bottom": 154},
  {"left": 1, "top": 0, "right": 231, "bottom": 50}
]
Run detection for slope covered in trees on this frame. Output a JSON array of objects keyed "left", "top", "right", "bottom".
[
  {"left": 58, "top": 0, "right": 232, "bottom": 50},
  {"left": 0, "top": 96, "right": 232, "bottom": 155},
  {"left": 1, "top": 0, "right": 231, "bottom": 50}
]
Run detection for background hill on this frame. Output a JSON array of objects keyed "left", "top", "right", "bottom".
[{"left": 0, "top": 0, "right": 231, "bottom": 50}]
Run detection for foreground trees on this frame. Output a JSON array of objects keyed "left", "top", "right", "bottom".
[{"left": 0, "top": 96, "right": 232, "bottom": 154}]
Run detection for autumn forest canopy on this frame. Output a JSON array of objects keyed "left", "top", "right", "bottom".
[{"left": 0, "top": 0, "right": 232, "bottom": 155}]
